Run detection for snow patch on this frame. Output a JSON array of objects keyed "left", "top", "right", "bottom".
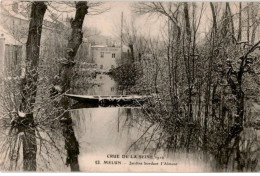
[
  {"left": 54, "top": 85, "right": 62, "bottom": 92},
  {"left": 18, "top": 111, "right": 26, "bottom": 117}
]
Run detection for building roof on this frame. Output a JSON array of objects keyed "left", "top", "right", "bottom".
[
  {"left": 0, "top": 1, "right": 28, "bottom": 21},
  {"left": 91, "top": 44, "right": 127, "bottom": 50},
  {"left": 1, "top": 1, "right": 70, "bottom": 26}
]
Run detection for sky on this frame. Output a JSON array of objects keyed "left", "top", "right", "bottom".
[
  {"left": 83, "top": 1, "right": 164, "bottom": 38},
  {"left": 1, "top": 1, "right": 251, "bottom": 41},
  {"left": 83, "top": 2, "right": 219, "bottom": 39},
  {"left": 82, "top": 1, "right": 247, "bottom": 41},
  {"left": 0, "top": 1, "right": 164, "bottom": 38},
  {"left": 85, "top": 2, "right": 131, "bottom": 37}
]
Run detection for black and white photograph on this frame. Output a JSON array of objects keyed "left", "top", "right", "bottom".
[{"left": 0, "top": 0, "right": 260, "bottom": 172}]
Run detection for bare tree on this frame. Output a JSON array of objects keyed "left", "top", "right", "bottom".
[
  {"left": 50, "top": 1, "right": 108, "bottom": 171},
  {"left": 18, "top": 1, "right": 47, "bottom": 171}
]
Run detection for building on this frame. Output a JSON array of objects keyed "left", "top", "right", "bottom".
[
  {"left": 0, "top": 1, "right": 71, "bottom": 79},
  {"left": 82, "top": 44, "right": 129, "bottom": 95},
  {"left": 90, "top": 45, "right": 121, "bottom": 72},
  {"left": 0, "top": 1, "right": 29, "bottom": 44},
  {"left": 0, "top": 26, "right": 23, "bottom": 78}
]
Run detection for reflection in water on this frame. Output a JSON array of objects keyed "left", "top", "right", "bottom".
[
  {"left": 72, "top": 108, "right": 141, "bottom": 154},
  {"left": 70, "top": 107, "right": 215, "bottom": 172},
  {"left": 0, "top": 113, "right": 69, "bottom": 171},
  {"left": 214, "top": 128, "right": 260, "bottom": 172},
  {"left": 0, "top": 73, "right": 260, "bottom": 172},
  {"left": 22, "top": 122, "right": 37, "bottom": 171},
  {"left": 60, "top": 111, "right": 80, "bottom": 171}
]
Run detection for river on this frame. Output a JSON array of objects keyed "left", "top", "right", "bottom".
[
  {"left": 69, "top": 73, "right": 260, "bottom": 172},
  {"left": 0, "top": 73, "right": 259, "bottom": 172}
]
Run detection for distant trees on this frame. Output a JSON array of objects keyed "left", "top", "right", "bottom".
[{"left": 110, "top": 17, "right": 147, "bottom": 93}]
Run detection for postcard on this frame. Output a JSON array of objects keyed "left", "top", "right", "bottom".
[{"left": 0, "top": 0, "right": 259, "bottom": 172}]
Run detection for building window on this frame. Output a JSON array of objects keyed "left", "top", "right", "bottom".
[
  {"left": 100, "top": 65, "right": 103, "bottom": 69},
  {"left": 101, "top": 52, "right": 104, "bottom": 58},
  {"left": 112, "top": 53, "right": 115, "bottom": 58},
  {"left": 111, "top": 87, "right": 115, "bottom": 92}
]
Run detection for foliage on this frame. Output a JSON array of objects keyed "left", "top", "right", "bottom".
[{"left": 110, "top": 63, "right": 143, "bottom": 93}]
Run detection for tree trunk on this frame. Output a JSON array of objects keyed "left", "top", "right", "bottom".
[
  {"left": 226, "top": 2, "right": 234, "bottom": 36},
  {"left": 19, "top": 2, "right": 47, "bottom": 171},
  {"left": 250, "top": 4, "right": 257, "bottom": 45},
  {"left": 20, "top": 1, "right": 47, "bottom": 114},
  {"left": 59, "top": 2, "right": 88, "bottom": 93},
  {"left": 210, "top": 3, "right": 217, "bottom": 35},
  {"left": 183, "top": 2, "right": 193, "bottom": 122},
  {"left": 57, "top": 2, "right": 88, "bottom": 172},
  {"left": 251, "top": 24, "right": 257, "bottom": 45},
  {"left": 247, "top": 3, "right": 250, "bottom": 43},
  {"left": 23, "top": 114, "right": 37, "bottom": 171},
  {"left": 204, "top": 2, "right": 217, "bottom": 150},
  {"left": 184, "top": 3, "right": 192, "bottom": 44},
  {"left": 129, "top": 44, "right": 134, "bottom": 63},
  {"left": 237, "top": 2, "right": 242, "bottom": 41}
]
